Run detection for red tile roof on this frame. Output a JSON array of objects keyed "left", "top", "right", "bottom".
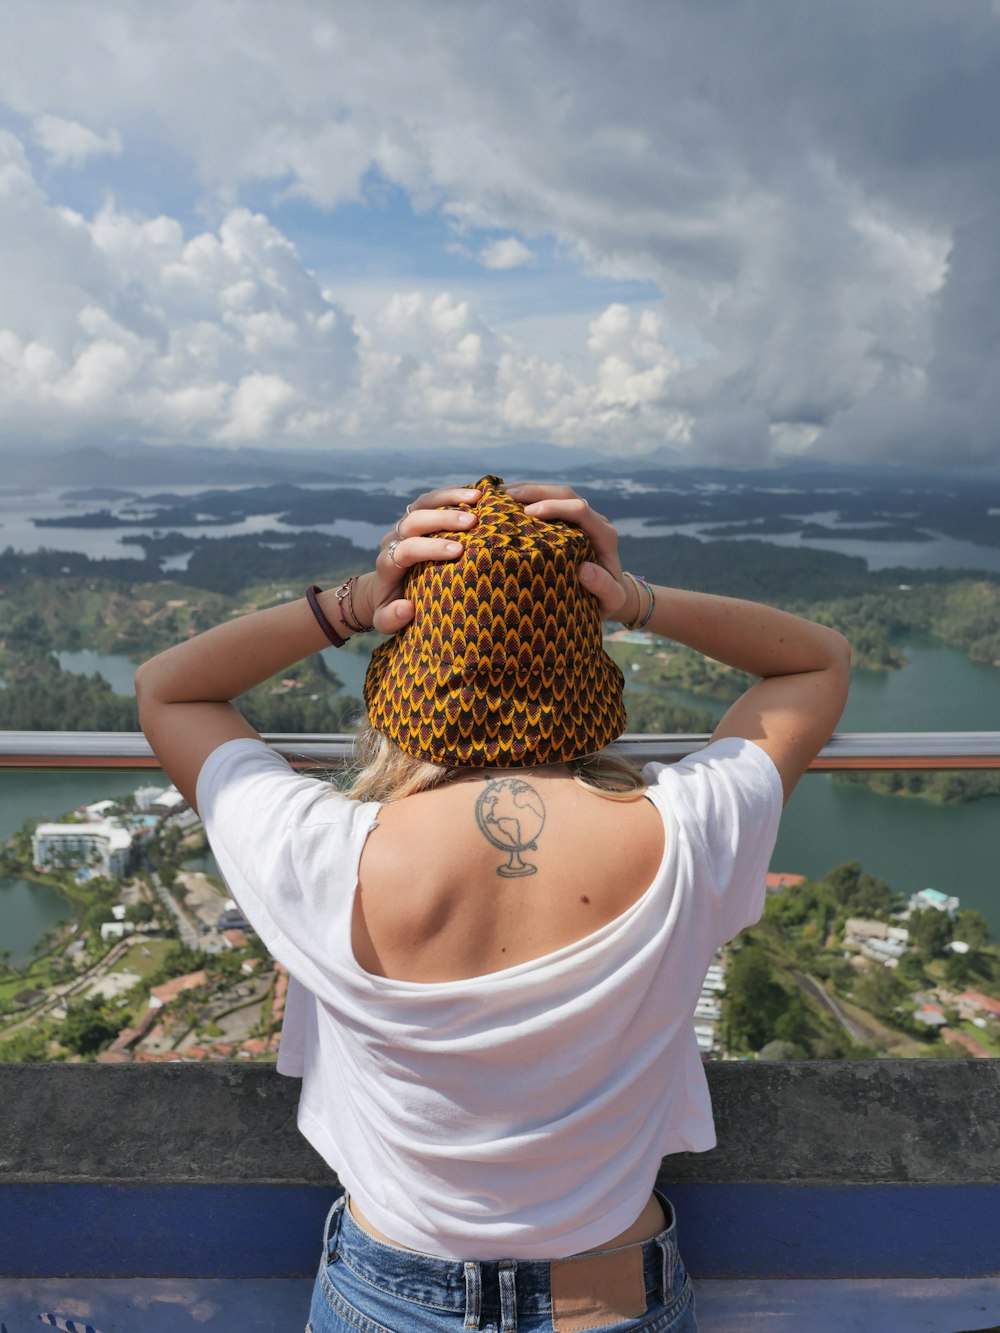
[
  {"left": 941, "top": 1027, "right": 993, "bottom": 1058},
  {"left": 766, "top": 872, "right": 806, "bottom": 891},
  {"left": 149, "top": 970, "right": 207, "bottom": 1007},
  {"left": 957, "top": 990, "right": 1000, "bottom": 1018}
]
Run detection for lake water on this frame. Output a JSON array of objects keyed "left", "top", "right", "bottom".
[
  {"left": 659, "top": 641, "right": 1000, "bottom": 922},
  {"left": 56, "top": 650, "right": 138, "bottom": 696},
  {"left": 9, "top": 482, "right": 1000, "bottom": 571},
  {"left": 0, "top": 769, "right": 170, "bottom": 965}
]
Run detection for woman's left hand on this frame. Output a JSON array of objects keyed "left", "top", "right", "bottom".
[
  {"left": 502, "top": 482, "right": 635, "bottom": 623},
  {"left": 353, "top": 486, "right": 481, "bottom": 632}
]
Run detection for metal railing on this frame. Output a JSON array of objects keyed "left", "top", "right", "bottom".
[{"left": 2, "top": 729, "right": 1000, "bottom": 769}]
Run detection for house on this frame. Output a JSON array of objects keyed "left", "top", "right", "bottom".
[
  {"left": 913, "top": 1004, "right": 947, "bottom": 1028},
  {"left": 148, "top": 970, "right": 207, "bottom": 1010},
  {"left": 908, "top": 887, "right": 960, "bottom": 919},
  {"left": 766, "top": 872, "right": 806, "bottom": 892},
  {"left": 956, "top": 990, "right": 1000, "bottom": 1020},
  {"left": 845, "top": 918, "right": 888, "bottom": 945}
]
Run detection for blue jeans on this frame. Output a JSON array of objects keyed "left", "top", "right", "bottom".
[{"left": 307, "top": 1190, "right": 697, "bottom": 1332}]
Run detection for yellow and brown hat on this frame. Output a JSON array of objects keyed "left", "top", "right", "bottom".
[{"left": 363, "top": 474, "right": 626, "bottom": 768}]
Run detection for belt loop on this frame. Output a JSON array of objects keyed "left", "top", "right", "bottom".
[
  {"left": 323, "top": 1193, "right": 347, "bottom": 1264},
  {"left": 655, "top": 1235, "right": 674, "bottom": 1302},
  {"left": 463, "top": 1261, "right": 482, "bottom": 1330},
  {"left": 499, "top": 1258, "right": 517, "bottom": 1333}
]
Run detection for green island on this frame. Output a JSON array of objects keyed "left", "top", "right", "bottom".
[{"left": 3, "top": 526, "right": 1000, "bottom": 740}]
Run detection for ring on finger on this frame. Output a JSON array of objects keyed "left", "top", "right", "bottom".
[
  {"left": 386, "top": 539, "right": 403, "bottom": 569},
  {"left": 394, "top": 516, "right": 405, "bottom": 540}
]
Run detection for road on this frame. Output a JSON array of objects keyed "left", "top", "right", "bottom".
[
  {"left": 0, "top": 936, "right": 137, "bottom": 1036},
  {"left": 791, "top": 970, "right": 877, "bottom": 1046},
  {"left": 151, "top": 871, "right": 210, "bottom": 951}
]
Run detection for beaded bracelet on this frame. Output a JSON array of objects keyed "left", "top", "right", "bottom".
[
  {"left": 622, "top": 571, "right": 655, "bottom": 630},
  {"left": 305, "top": 584, "right": 346, "bottom": 647}
]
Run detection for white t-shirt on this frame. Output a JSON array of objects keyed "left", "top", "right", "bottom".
[{"left": 196, "top": 734, "right": 782, "bottom": 1259}]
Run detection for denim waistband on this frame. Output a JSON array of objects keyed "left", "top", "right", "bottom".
[{"left": 321, "top": 1189, "right": 683, "bottom": 1326}]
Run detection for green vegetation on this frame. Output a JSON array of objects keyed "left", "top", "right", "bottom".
[
  {"left": 834, "top": 770, "right": 1000, "bottom": 804},
  {"left": 721, "top": 861, "right": 1000, "bottom": 1060},
  {"left": 57, "top": 997, "right": 119, "bottom": 1055}
]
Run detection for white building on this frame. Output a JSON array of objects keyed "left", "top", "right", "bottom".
[
  {"left": 861, "top": 937, "right": 908, "bottom": 966},
  {"left": 33, "top": 820, "right": 133, "bottom": 878},
  {"left": 908, "top": 887, "right": 960, "bottom": 919},
  {"left": 132, "top": 785, "right": 187, "bottom": 815},
  {"left": 82, "top": 799, "right": 119, "bottom": 819}
]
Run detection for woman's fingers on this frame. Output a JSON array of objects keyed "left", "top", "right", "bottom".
[
  {"left": 505, "top": 483, "right": 630, "bottom": 621},
  {"left": 371, "top": 598, "right": 415, "bottom": 634},
  {"left": 378, "top": 535, "right": 465, "bottom": 572},
  {"left": 514, "top": 494, "right": 621, "bottom": 575},
  {"left": 380, "top": 491, "right": 480, "bottom": 549},
  {"left": 579, "top": 561, "right": 632, "bottom": 620},
  {"left": 382, "top": 506, "right": 477, "bottom": 547}
]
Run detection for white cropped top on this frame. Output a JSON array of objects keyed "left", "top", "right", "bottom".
[{"left": 196, "top": 735, "right": 782, "bottom": 1259}]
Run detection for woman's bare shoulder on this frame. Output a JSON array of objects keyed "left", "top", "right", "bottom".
[{"left": 352, "top": 775, "right": 665, "bottom": 982}]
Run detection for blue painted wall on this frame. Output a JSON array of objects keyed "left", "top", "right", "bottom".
[{"left": 3, "top": 1183, "right": 999, "bottom": 1279}]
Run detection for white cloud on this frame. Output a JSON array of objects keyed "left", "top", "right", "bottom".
[
  {"left": 478, "top": 237, "right": 534, "bottom": 270},
  {"left": 33, "top": 114, "right": 122, "bottom": 168},
  {"left": 0, "top": 2, "right": 997, "bottom": 461},
  {"left": 0, "top": 128, "right": 692, "bottom": 450}
]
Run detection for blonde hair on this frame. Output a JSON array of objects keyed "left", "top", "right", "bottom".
[{"left": 345, "top": 726, "right": 646, "bottom": 804}]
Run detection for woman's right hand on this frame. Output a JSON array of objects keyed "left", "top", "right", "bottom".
[
  {"left": 503, "top": 482, "right": 640, "bottom": 624},
  {"left": 353, "top": 485, "right": 482, "bottom": 632}
]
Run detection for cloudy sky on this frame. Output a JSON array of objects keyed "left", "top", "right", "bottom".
[{"left": 0, "top": 0, "right": 997, "bottom": 465}]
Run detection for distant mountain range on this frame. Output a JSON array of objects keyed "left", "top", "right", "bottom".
[
  {"left": 3, "top": 440, "right": 1000, "bottom": 491},
  {"left": 0, "top": 441, "right": 619, "bottom": 488}
]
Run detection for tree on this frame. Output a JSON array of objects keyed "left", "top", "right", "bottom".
[
  {"left": 722, "top": 946, "right": 790, "bottom": 1054},
  {"left": 909, "top": 908, "right": 953, "bottom": 957},
  {"left": 943, "top": 952, "right": 972, "bottom": 989},
  {"left": 758, "top": 1040, "right": 801, "bottom": 1061},
  {"left": 895, "top": 952, "right": 927, "bottom": 988},
  {"left": 58, "top": 999, "right": 119, "bottom": 1056},
  {"left": 954, "top": 910, "right": 990, "bottom": 950},
  {"left": 853, "top": 966, "right": 909, "bottom": 1022},
  {"left": 823, "top": 861, "right": 862, "bottom": 907},
  {"left": 0, "top": 1029, "right": 50, "bottom": 1062}
]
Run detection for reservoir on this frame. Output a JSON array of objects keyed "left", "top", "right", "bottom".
[
  {"left": 6, "top": 641, "right": 1000, "bottom": 955},
  {"left": 0, "top": 769, "right": 169, "bottom": 966}
]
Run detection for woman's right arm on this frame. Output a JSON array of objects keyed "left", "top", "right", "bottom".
[{"left": 505, "top": 483, "right": 850, "bottom": 804}]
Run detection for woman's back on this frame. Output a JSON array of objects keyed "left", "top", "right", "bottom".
[{"left": 353, "top": 768, "right": 665, "bottom": 983}]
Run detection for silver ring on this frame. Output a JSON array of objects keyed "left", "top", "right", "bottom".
[
  {"left": 386, "top": 539, "right": 403, "bottom": 569},
  {"left": 405, "top": 502, "right": 414, "bottom": 515},
  {"left": 394, "top": 516, "right": 405, "bottom": 540}
]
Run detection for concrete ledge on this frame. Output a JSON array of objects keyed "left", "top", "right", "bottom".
[
  {"left": 2, "top": 1061, "right": 1000, "bottom": 1279},
  {"left": 3, "top": 1061, "right": 999, "bottom": 1185}
]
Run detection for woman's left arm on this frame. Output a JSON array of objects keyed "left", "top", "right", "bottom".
[{"left": 135, "top": 486, "right": 480, "bottom": 809}]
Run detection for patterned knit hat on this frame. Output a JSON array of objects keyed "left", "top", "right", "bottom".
[{"left": 364, "top": 474, "right": 626, "bottom": 768}]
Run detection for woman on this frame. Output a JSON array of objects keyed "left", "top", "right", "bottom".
[{"left": 137, "top": 476, "right": 850, "bottom": 1333}]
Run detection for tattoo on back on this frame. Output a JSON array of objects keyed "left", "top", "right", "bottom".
[{"left": 474, "top": 777, "right": 546, "bottom": 877}]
